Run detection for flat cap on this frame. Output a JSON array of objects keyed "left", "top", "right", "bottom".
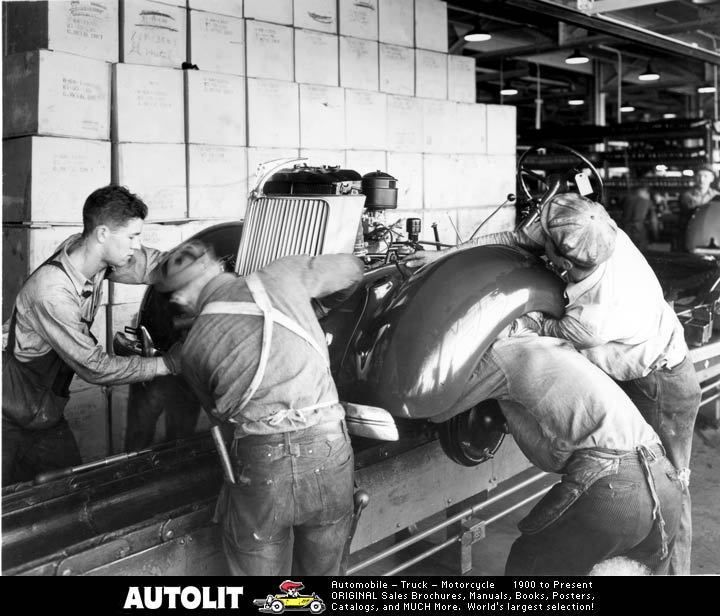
[{"left": 541, "top": 193, "right": 618, "bottom": 268}]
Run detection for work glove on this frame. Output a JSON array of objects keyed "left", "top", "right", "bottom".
[{"left": 161, "top": 341, "right": 184, "bottom": 375}]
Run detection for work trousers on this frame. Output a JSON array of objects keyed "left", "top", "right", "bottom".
[
  {"left": 505, "top": 445, "right": 682, "bottom": 576},
  {"left": 215, "top": 420, "right": 354, "bottom": 576},
  {"left": 2, "top": 417, "right": 81, "bottom": 485},
  {"left": 620, "top": 355, "right": 701, "bottom": 575}
]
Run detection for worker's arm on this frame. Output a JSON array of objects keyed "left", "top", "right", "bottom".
[
  {"left": 262, "top": 254, "right": 364, "bottom": 301},
  {"left": 31, "top": 286, "right": 172, "bottom": 384},
  {"left": 540, "top": 312, "right": 606, "bottom": 349},
  {"left": 107, "top": 245, "right": 166, "bottom": 285},
  {"left": 404, "top": 225, "right": 546, "bottom": 269}
]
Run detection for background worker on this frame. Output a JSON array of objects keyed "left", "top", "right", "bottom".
[
  {"left": 680, "top": 165, "right": 719, "bottom": 215},
  {"left": 2, "top": 185, "right": 182, "bottom": 486},
  {"left": 151, "top": 240, "right": 364, "bottom": 576},
  {"left": 431, "top": 321, "right": 682, "bottom": 576},
  {"left": 406, "top": 192, "right": 701, "bottom": 575},
  {"left": 621, "top": 185, "right": 659, "bottom": 251}
]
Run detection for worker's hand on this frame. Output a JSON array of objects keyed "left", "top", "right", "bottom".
[
  {"left": 515, "top": 311, "right": 544, "bottom": 334},
  {"left": 161, "top": 341, "right": 183, "bottom": 375},
  {"left": 402, "top": 249, "right": 445, "bottom": 269}
]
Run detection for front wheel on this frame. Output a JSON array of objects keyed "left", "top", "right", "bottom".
[
  {"left": 270, "top": 600, "right": 285, "bottom": 614},
  {"left": 309, "top": 600, "right": 325, "bottom": 614}
]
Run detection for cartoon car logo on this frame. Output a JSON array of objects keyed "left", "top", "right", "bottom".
[{"left": 253, "top": 580, "right": 326, "bottom": 614}]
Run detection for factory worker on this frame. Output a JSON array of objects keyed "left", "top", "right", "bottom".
[
  {"left": 430, "top": 321, "right": 682, "bottom": 575},
  {"left": 151, "top": 240, "right": 363, "bottom": 576},
  {"left": 2, "top": 185, "right": 182, "bottom": 486}
]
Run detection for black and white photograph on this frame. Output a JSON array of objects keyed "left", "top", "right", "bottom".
[{"left": 1, "top": 0, "right": 719, "bottom": 598}]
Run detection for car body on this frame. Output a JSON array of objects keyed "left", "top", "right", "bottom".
[{"left": 253, "top": 593, "right": 325, "bottom": 614}]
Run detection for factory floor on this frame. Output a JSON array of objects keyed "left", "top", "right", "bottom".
[{"left": 351, "top": 419, "right": 720, "bottom": 576}]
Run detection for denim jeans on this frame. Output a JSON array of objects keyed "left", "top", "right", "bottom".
[
  {"left": 505, "top": 445, "right": 683, "bottom": 576},
  {"left": 620, "top": 355, "right": 701, "bottom": 575},
  {"left": 215, "top": 420, "right": 354, "bottom": 576},
  {"left": 2, "top": 417, "right": 81, "bottom": 485}
]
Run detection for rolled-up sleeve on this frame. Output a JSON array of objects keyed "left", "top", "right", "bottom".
[
  {"left": 541, "top": 312, "right": 605, "bottom": 349},
  {"left": 31, "top": 285, "right": 164, "bottom": 385},
  {"left": 108, "top": 245, "right": 166, "bottom": 285}
]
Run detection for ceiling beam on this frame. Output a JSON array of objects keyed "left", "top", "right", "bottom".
[
  {"left": 466, "top": 15, "right": 720, "bottom": 64},
  {"left": 586, "top": 0, "right": 675, "bottom": 13},
  {"left": 498, "top": 0, "right": 720, "bottom": 65}
]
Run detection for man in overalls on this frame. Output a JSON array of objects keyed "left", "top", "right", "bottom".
[
  {"left": 2, "top": 185, "right": 183, "bottom": 486},
  {"left": 152, "top": 240, "right": 364, "bottom": 576},
  {"left": 409, "top": 193, "right": 701, "bottom": 575},
  {"left": 430, "top": 320, "right": 683, "bottom": 575}
]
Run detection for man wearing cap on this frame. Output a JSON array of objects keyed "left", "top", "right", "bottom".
[
  {"left": 2, "top": 185, "right": 183, "bottom": 486},
  {"left": 431, "top": 320, "right": 682, "bottom": 575},
  {"left": 680, "top": 166, "right": 719, "bottom": 214},
  {"left": 406, "top": 192, "right": 700, "bottom": 575},
  {"left": 151, "top": 239, "right": 364, "bottom": 576}
]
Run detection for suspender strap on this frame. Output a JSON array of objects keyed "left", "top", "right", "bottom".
[
  {"left": 236, "top": 274, "right": 275, "bottom": 417},
  {"left": 198, "top": 274, "right": 332, "bottom": 422}
]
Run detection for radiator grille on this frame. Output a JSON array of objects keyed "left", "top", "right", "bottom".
[{"left": 236, "top": 197, "right": 329, "bottom": 275}]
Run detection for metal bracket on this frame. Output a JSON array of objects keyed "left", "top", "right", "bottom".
[{"left": 459, "top": 516, "right": 487, "bottom": 574}]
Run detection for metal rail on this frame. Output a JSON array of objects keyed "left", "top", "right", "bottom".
[{"left": 347, "top": 470, "right": 551, "bottom": 575}]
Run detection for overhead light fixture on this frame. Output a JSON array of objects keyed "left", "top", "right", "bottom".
[
  {"left": 565, "top": 49, "right": 589, "bottom": 65},
  {"left": 620, "top": 105, "right": 635, "bottom": 113},
  {"left": 698, "top": 85, "right": 717, "bottom": 93},
  {"left": 638, "top": 62, "right": 659, "bottom": 81},
  {"left": 663, "top": 113, "right": 677, "bottom": 119},
  {"left": 500, "top": 87, "right": 518, "bottom": 96},
  {"left": 568, "top": 98, "right": 585, "bottom": 106},
  {"left": 656, "top": 164, "right": 668, "bottom": 172},
  {"left": 464, "top": 24, "right": 492, "bottom": 42},
  {"left": 683, "top": 169, "right": 694, "bottom": 176}
]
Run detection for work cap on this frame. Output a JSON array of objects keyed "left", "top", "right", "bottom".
[
  {"left": 541, "top": 193, "right": 618, "bottom": 268},
  {"left": 697, "top": 165, "right": 716, "bottom": 178},
  {"left": 151, "top": 239, "right": 215, "bottom": 293}
]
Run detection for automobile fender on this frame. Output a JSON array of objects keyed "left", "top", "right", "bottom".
[{"left": 340, "top": 245, "right": 566, "bottom": 420}]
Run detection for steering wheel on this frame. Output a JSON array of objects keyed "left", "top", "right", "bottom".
[{"left": 517, "top": 143, "right": 604, "bottom": 207}]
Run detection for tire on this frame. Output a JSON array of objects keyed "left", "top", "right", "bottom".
[
  {"left": 270, "top": 601, "right": 285, "bottom": 614},
  {"left": 309, "top": 601, "right": 325, "bottom": 614}
]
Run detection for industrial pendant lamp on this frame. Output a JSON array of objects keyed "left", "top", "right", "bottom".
[
  {"left": 697, "top": 84, "right": 717, "bottom": 93},
  {"left": 638, "top": 62, "right": 659, "bottom": 81},
  {"left": 500, "top": 87, "right": 518, "bottom": 96},
  {"left": 565, "top": 49, "right": 589, "bottom": 65},
  {"left": 464, "top": 23, "right": 492, "bottom": 42},
  {"left": 620, "top": 104, "right": 635, "bottom": 113}
]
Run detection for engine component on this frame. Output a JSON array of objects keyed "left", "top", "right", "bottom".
[
  {"left": 263, "top": 164, "right": 362, "bottom": 196},
  {"left": 406, "top": 217, "right": 422, "bottom": 243},
  {"left": 362, "top": 170, "right": 398, "bottom": 209}
]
